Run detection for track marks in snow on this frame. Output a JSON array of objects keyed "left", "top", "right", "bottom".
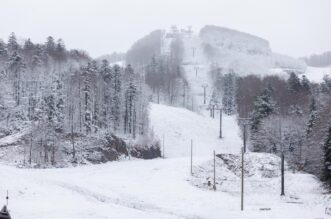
[{"left": 52, "top": 180, "right": 204, "bottom": 219}]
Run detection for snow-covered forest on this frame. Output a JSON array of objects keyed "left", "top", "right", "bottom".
[
  {"left": 1, "top": 0, "right": 331, "bottom": 218},
  {"left": 0, "top": 33, "right": 158, "bottom": 167}
]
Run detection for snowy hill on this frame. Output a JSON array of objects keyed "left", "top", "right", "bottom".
[
  {"left": 0, "top": 26, "right": 330, "bottom": 219},
  {"left": 303, "top": 66, "right": 331, "bottom": 83},
  {"left": 200, "top": 25, "right": 271, "bottom": 56},
  {"left": 150, "top": 103, "right": 241, "bottom": 157},
  {"left": 199, "top": 25, "right": 306, "bottom": 74},
  {"left": 269, "top": 65, "right": 331, "bottom": 83}
]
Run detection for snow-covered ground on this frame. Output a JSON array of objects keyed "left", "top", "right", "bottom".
[
  {"left": 182, "top": 35, "right": 213, "bottom": 111},
  {"left": 150, "top": 103, "right": 241, "bottom": 157},
  {"left": 303, "top": 66, "right": 331, "bottom": 83},
  {"left": 0, "top": 29, "right": 330, "bottom": 219},
  {"left": 269, "top": 66, "right": 331, "bottom": 83},
  {"left": 0, "top": 131, "right": 27, "bottom": 148},
  {"left": 0, "top": 137, "right": 329, "bottom": 219}
]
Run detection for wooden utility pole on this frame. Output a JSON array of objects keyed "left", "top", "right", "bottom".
[
  {"left": 183, "top": 84, "right": 187, "bottom": 107},
  {"left": 238, "top": 118, "right": 250, "bottom": 153},
  {"left": 6, "top": 190, "right": 9, "bottom": 207},
  {"left": 278, "top": 119, "right": 285, "bottom": 196},
  {"left": 190, "top": 139, "right": 193, "bottom": 175},
  {"left": 162, "top": 134, "right": 165, "bottom": 159},
  {"left": 202, "top": 84, "right": 208, "bottom": 105},
  {"left": 194, "top": 66, "right": 199, "bottom": 77},
  {"left": 191, "top": 98, "right": 194, "bottom": 111},
  {"left": 219, "top": 108, "right": 223, "bottom": 138},
  {"left": 281, "top": 152, "right": 285, "bottom": 196},
  {"left": 241, "top": 147, "right": 244, "bottom": 211},
  {"left": 243, "top": 124, "right": 247, "bottom": 153},
  {"left": 213, "top": 150, "right": 216, "bottom": 191}
]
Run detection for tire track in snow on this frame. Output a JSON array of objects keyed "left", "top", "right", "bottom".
[{"left": 53, "top": 181, "right": 205, "bottom": 219}]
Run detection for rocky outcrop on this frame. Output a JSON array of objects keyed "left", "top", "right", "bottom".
[
  {"left": 130, "top": 144, "right": 161, "bottom": 159},
  {"left": 82, "top": 133, "right": 160, "bottom": 164}
]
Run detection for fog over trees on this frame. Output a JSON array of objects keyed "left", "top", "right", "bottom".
[{"left": 303, "top": 51, "right": 331, "bottom": 67}]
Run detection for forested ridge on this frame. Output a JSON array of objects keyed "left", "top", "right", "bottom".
[{"left": 0, "top": 33, "right": 154, "bottom": 166}]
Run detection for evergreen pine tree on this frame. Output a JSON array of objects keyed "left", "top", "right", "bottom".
[
  {"left": 55, "top": 39, "right": 66, "bottom": 61},
  {"left": 288, "top": 72, "right": 302, "bottom": 92},
  {"left": 8, "top": 52, "right": 25, "bottom": 105},
  {"left": 99, "top": 59, "right": 113, "bottom": 128},
  {"left": 111, "top": 64, "right": 122, "bottom": 131},
  {"left": 322, "top": 125, "right": 331, "bottom": 188},
  {"left": 7, "top": 32, "right": 20, "bottom": 54},
  {"left": 250, "top": 87, "right": 276, "bottom": 131},
  {"left": 81, "top": 62, "right": 96, "bottom": 135},
  {"left": 250, "top": 87, "right": 276, "bottom": 152},
  {"left": 124, "top": 68, "right": 137, "bottom": 135},
  {"left": 301, "top": 75, "right": 311, "bottom": 92},
  {"left": 222, "top": 71, "right": 237, "bottom": 115},
  {"left": 44, "top": 94, "right": 56, "bottom": 125},
  {"left": 23, "top": 39, "right": 34, "bottom": 52},
  {"left": 46, "top": 36, "right": 56, "bottom": 55},
  {"left": 0, "top": 40, "right": 8, "bottom": 60},
  {"left": 306, "top": 97, "right": 317, "bottom": 135},
  {"left": 54, "top": 79, "right": 65, "bottom": 133}
]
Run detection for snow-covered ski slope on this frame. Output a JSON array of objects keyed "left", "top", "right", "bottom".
[
  {"left": 150, "top": 103, "right": 241, "bottom": 157},
  {"left": 182, "top": 34, "right": 212, "bottom": 111},
  {"left": 151, "top": 32, "right": 242, "bottom": 158},
  {"left": 0, "top": 29, "right": 330, "bottom": 219},
  {"left": 148, "top": 29, "right": 331, "bottom": 218}
]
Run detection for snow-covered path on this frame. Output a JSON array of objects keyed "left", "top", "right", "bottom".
[
  {"left": 182, "top": 35, "right": 213, "bottom": 111},
  {"left": 1, "top": 156, "right": 329, "bottom": 219}
]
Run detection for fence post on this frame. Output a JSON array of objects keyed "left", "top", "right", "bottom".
[
  {"left": 190, "top": 139, "right": 193, "bottom": 175},
  {"left": 219, "top": 108, "right": 223, "bottom": 138},
  {"left": 241, "top": 147, "right": 244, "bottom": 211},
  {"left": 213, "top": 150, "right": 216, "bottom": 191},
  {"left": 243, "top": 124, "right": 247, "bottom": 153},
  {"left": 162, "top": 134, "right": 165, "bottom": 159}
]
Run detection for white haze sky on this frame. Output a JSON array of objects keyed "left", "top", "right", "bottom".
[{"left": 0, "top": 0, "right": 330, "bottom": 58}]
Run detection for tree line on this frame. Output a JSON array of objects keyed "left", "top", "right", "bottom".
[
  {"left": 0, "top": 33, "right": 150, "bottom": 166},
  {"left": 209, "top": 64, "right": 331, "bottom": 189}
]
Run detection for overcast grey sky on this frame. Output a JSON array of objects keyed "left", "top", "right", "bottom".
[{"left": 0, "top": 0, "right": 330, "bottom": 58}]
